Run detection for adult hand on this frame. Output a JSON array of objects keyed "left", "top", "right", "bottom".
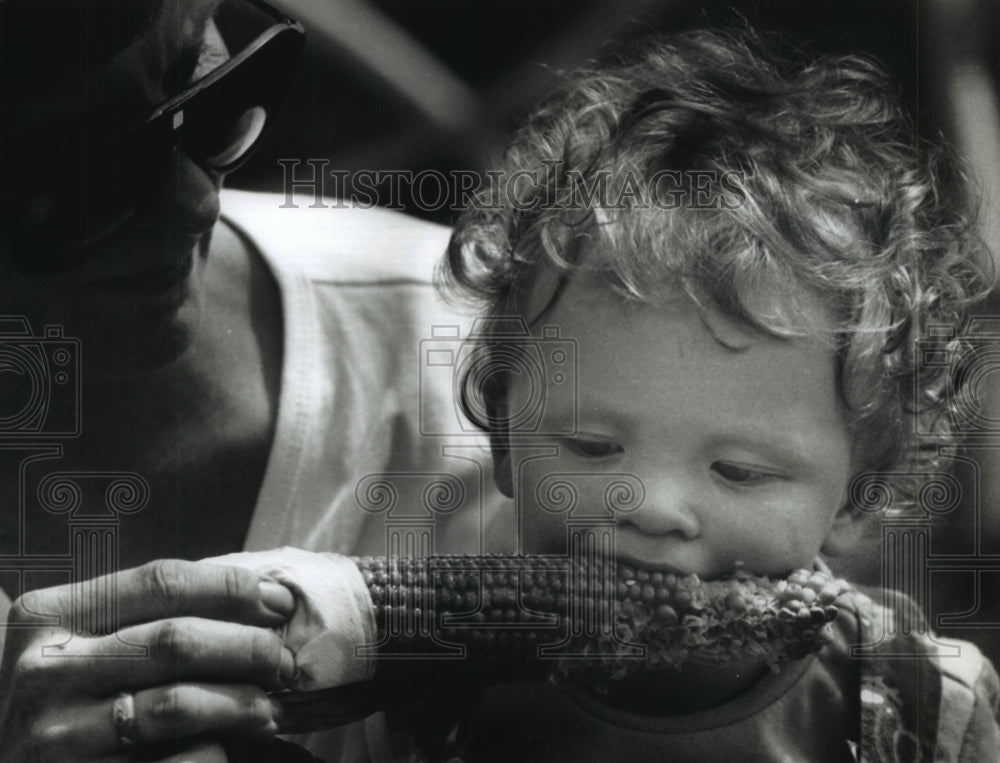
[
  {"left": 0, "top": 559, "right": 297, "bottom": 762},
  {"left": 204, "top": 548, "right": 377, "bottom": 691}
]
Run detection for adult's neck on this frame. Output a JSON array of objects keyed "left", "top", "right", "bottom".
[
  {"left": 81, "top": 220, "right": 281, "bottom": 431},
  {"left": 68, "top": 219, "right": 282, "bottom": 563},
  {"left": 0, "top": 219, "right": 282, "bottom": 565}
]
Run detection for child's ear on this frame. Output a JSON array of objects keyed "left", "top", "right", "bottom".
[
  {"left": 820, "top": 502, "right": 869, "bottom": 557},
  {"left": 489, "top": 398, "right": 514, "bottom": 498},
  {"left": 491, "top": 438, "right": 514, "bottom": 497}
]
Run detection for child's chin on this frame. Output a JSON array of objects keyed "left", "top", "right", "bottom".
[{"left": 576, "top": 660, "right": 771, "bottom": 715}]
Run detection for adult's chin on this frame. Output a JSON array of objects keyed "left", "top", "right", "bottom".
[
  {"left": 78, "top": 258, "right": 207, "bottom": 381},
  {"left": 84, "top": 304, "right": 201, "bottom": 380}
]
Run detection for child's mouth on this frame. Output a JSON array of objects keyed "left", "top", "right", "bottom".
[{"left": 614, "top": 553, "right": 689, "bottom": 578}]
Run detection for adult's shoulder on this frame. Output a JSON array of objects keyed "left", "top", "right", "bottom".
[{"left": 220, "top": 188, "right": 451, "bottom": 285}]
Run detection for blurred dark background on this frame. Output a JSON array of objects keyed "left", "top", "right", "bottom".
[{"left": 231, "top": 0, "right": 973, "bottom": 225}]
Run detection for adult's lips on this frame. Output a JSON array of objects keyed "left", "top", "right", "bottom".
[
  {"left": 66, "top": 232, "right": 206, "bottom": 330},
  {"left": 85, "top": 249, "right": 195, "bottom": 294}
]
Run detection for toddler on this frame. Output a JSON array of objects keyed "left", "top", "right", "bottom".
[{"left": 433, "top": 26, "right": 1000, "bottom": 763}]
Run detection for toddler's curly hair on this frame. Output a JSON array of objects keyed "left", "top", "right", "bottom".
[{"left": 440, "top": 27, "right": 994, "bottom": 513}]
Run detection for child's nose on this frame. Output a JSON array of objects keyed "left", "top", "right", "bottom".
[{"left": 621, "top": 475, "right": 700, "bottom": 539}]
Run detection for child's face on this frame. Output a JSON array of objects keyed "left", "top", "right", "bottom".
[{"left": 499, "top": 272, "right": 861, "bottom": 580}]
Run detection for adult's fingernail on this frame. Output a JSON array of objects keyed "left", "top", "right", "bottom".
[
  {"left": 280, "top": 647, "right": 298, "bottom": 685},
  {"left": 269, "top": 697, "right": 285, "bottom": 729},
  {"left": 259, "top": 580, "right": 294, "bottom": 617}
]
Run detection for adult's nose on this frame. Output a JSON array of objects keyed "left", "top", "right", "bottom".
[
  {"left": 173, "top": 153, "right": 222, "bottom": 236},
  {"left": 135, "top": 151, "right": 221, "bottom": 237}
]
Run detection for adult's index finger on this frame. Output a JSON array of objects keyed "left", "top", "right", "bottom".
[{"left": 9, "top": 559, "right": 295, "bottom": 630}]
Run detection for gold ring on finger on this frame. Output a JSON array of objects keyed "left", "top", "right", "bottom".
[{"left": 113, "top": 690, "right": 139, "bottom": 750}]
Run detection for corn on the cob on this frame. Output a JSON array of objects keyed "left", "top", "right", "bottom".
[{"left": 352, "top": 555, "right": 850, "bottom": 683}]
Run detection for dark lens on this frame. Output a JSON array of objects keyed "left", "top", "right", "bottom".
[
  {"left": 186, "top": 104, "right": 268, "bottom": 170},
  {"left": 2, "top": 10, "right": 303, "bottom": 274},
  {"left": 211, "top": 106, "right": 268, "bottom": 166},
  {"left": 178, "top": 24, "right": 302, "bottom": 173}
]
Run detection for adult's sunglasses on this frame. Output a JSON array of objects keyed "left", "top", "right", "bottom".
[{"left": 4, "top": 0, "right": 305, "bottom": 276}]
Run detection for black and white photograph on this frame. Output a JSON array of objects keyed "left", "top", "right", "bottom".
[{"left": 1, "top": 0, "right": 999, "bottom": 760}]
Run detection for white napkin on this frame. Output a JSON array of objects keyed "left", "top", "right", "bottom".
[{"left": 204, "top": 547, "right": 377, "bottom": 690}]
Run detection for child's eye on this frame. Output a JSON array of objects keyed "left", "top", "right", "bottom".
[
  {"left": 711, "top": 462, "right": 778, "bottom": 485},
  {"left": 564, "top": 437, "right": 624, "bottom": 459}
]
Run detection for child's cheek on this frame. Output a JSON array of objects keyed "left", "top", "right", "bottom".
[
  {"left": 516, "top": 457, "right": 621, "bottom": 555},
  {"left": 711, "top": 500, "right": 830, "bottom": 575}
]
